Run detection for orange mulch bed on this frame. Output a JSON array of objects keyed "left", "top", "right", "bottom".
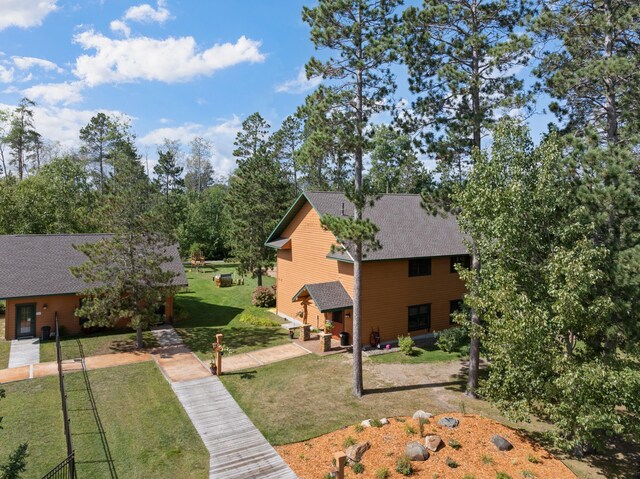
[{"left": 275, "top": 413, "right": 576, "bottom": 479}]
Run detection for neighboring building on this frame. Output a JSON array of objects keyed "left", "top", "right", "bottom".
[
  {"left": 265, "top": 192, "right": 469, "bottom": 346},
  {"left": 0, "top": 234, "right": 188, "bottom": 340}
]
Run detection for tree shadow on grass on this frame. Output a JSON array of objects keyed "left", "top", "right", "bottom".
[
  {"left": 174, "top": 296, "right": 244, "bottom": 328},
  {"left": 176, "top": 325, "right": 288, "bottom": 356}
]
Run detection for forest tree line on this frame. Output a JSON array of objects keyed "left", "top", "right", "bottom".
[{"left": 0, "top": 0, "right": 639, "bottom": 452}]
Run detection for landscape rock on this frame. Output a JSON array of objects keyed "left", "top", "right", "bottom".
[
  {"left": 345, "top": 442, "right": 371, "bottom": 462},
  {"left": 405, "top": 441, "right": 430, "bottom": 461},
  {"left": 491, "top": 435, "right": 513, "bottom": 451},
  {"left": 438, "top": 417, "right": 460, "bottom": 429},
  {"left": 424, "top": 435, "right": 443, "bottom": 452},
  {"left": 412, "top": 410, "right": 434, "bottom": 420},
  {"left": 379, "top": 418, "right": 389, "bottom": 425},
  {"left": 361, "top": 419, "right": 372, "bottom": 427}
]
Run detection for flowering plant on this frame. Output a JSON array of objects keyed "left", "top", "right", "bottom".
[
  {"left": 324, "top": 319, "right": 334, "bottom": 333},
  {"left": 212, "top": 343, "right": 233, "bottom": 355}
]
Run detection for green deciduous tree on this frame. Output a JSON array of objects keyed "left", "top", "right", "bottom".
[
  {"left": 533, "top": 0, "right": 640, "bottom": 145},
  {"left": 185, "top": 136, "right": 214, "bottom": 193},
  {"left": 454, "top": 118, "right": 640, "bottom": 450},
  {"left": 72, "top": 141, "right": 177, "bottom": 349},
  {"left": 179, "top": 185, "right": 228, "bottom": 259},
  {"left": 225, "top": 113, "right": 292, "bottom": 286},
  {"left": 303, "top": 0, "right": 400, "bottom": 397},
  {"left": 365, "top": 125, "right": 433, "bottom": 194}
]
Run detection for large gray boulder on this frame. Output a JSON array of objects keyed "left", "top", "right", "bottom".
[
  {"left": 405, "top": 441, "right": 429, "bottom": 461},
  {"left": 437, "top": 417, "right": 460, "bottom": 428},
  {"left": 345, "top": 442, "right": 370, "bottom": 462},
  {"left": 491, "top": 435, "right": 513, "bottom": 451}
]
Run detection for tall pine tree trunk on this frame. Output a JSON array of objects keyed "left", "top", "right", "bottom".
[
  {"left": 603, "top": 0, "right": 618, "bottom": 145},
  {"left": 467, "top": 19, "right": 482, "bottom": 398},
  {"left": 257, "top": 268, "right": 263, "bottom": 287}
]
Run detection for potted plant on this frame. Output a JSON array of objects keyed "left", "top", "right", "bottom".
[
  {"left": 209, "top": 356, "right": 217, "bottom": 375},
  {"left": 324, "top": 319, "right": 334, "bottom": 334}
]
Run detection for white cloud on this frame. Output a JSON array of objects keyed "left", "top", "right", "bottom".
[
  {"left": 0, "top": 0, "right": 57, "bottom": 31},
  {"left": 139, "top": 116, "right": 242, "bottom": 176},
  {"left": 12, "top": 56, "right": 63, "bottom": 73},
  {"left": 73, "top": 31, "right": 266, "bottom": 86},
  {"left": 124, "top": 0, "right": 171, "bottom": 24},
  {"left": 0, "top": 65, "right": 14, "bottom": 83},
  {"left": 109, "top": 20, "right": 131, "bottom": 38},
  {"left": 23, "top": 82, "right": 84, "bottom": 105},
  {"left": 275, "top": 67, "right": 321, "bottom": 94},
  {"left": 159, "top": 118, "right": 171, "bottom": 124}
]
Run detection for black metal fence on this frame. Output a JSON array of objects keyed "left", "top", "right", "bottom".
[
  {"left": 41, "top": 453, "right": 75, "bottom": 479},
  {"left": 42, "top": 314, "right": 76, "bottom": 479}
]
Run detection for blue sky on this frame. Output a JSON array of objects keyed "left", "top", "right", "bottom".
[{"left": 0, "top": 0, "right": 553, "bottom": 176}]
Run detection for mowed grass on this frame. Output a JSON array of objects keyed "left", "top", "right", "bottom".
[
  {"left": 40, "top": 330, "right": 159, "bottom": 362},
  {"left": 368, "top": 345, "right": 462, "bottom": 364},
  {"left": 0, "top": 316, "right": 10, "bottom": 369},
  {"left": 175, "top": 263, "right": 289, "bottom": 359},
  {"left": 220, "top": 354, "right": 461, "bottom": 446},
  {"left": 0, "top": 362, "right": 208, "bottom": 478}
]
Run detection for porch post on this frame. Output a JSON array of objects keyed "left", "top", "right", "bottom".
[{"left": 215, "top": 333, "right": 223, "bottom": 376}]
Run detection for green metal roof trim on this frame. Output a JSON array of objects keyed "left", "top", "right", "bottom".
[{"left": 264, "top": 191, "right": 308, "bottom": 246}]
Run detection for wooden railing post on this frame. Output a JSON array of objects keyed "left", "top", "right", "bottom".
[{"left": 334, "top": 451, "right": 346, "bottom": 479}]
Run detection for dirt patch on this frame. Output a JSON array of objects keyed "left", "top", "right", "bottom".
[{"left": 276, "top": 413, "right": 576, "bottom": 479}]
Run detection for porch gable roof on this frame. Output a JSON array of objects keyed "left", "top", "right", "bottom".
[{"left": 292, "top": 281, "right": 353, "bottom": 313}]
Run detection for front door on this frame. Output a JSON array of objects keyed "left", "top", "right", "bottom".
[
  {"left": 15, "top": 304, "right": 36, "bottom": 338},
  {"left": 332, "top": 310, "right": 344, "bottom": 337}
]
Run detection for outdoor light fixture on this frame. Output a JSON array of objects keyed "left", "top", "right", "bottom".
[
  {"left": 42, "top": 304, "right": 48, "bottom": 311},
  {"left": 345, "top": 312, "right": 351, "bottom": 319}
]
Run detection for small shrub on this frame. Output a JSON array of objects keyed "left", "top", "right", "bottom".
[
  {"left": 418, "top": 417, "right": 428, "bottom": 436},
  {"left": 496, "top": 473, "right": 513, "bottom": 479},
  {"left": 370, "top": 419, "right": 383, "bottom": 428},
  {"left": 237, "top": 311, "right": 280, "bottom": 327},
  {"left": 445, "top": 457, "right": 459, "bottom": 468},
  {"left": 435, "top": 326, "right": 470, "bottom": 354},
  {"left": 323, "top": 474, "right": 333, "bottom": 479},
  {"left": 448, "top": 439, "right": 461, "bottom": 450},
  {"left": 395, "top": 456, "right": 413, "bottom": 476},
  {"left": 404, "top": 424, "right": 416, "bottom": 436},
  {"left": 395, "top": 417, "right": 406, "bottom": 423},
  {"left": 0, "top": 300, "right": 5, "bottom": 315},
  {"left": 375, "top": 467, "right": 389, "bottom": 479},
  {"left": 481, "top": 454, "right": 495, "bottom": 465},
  {"left": 526, "top": 454, "right": 540, "bottom": 464},
  {"left": 251, "top": 286, "right": 276, "bottom": 307},
  {"left": 343, "top": 436, "right": 356, "bottom": 448},
  {"left": 352, "top": 462, "right": 365, "bottom": 474},
  {"left": 354, "top": 424, "right": 364, "bottom": 433},
  {"left": 398, "top": 335, "right": 415, "bottom": 356},
  {"left": 521, "top": 471, "right": 536, "bottom": 479}
]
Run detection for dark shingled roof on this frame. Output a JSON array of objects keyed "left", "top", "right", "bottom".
[
  {"left": 0, "top": 234, "right": 188, "bottom": 300},
  {"left": 266, "top": 191, "right": 467, "bottom": 262},
  {"left": 292, "top": 281, "right": 353, "bottom": 312}
]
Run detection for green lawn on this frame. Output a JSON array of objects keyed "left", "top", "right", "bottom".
[
  {"left": 40, "top": 330, "right": 158, "bottom": 363},
  {"left": 175, "top": 263, "right": 290, "bottom": 359},
  {"left": 368, "top": 345, "right": 462, "bottom": 364},
  {"left": 0, "top": 316, "right": 10, "bottom": 369},
  {"left": 0, "top": 362, "right": 208, "bottom": 478}
]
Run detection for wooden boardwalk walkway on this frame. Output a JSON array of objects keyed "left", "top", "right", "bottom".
[{"left": 171, "top": 376, "right": 298, "bottom": 479}]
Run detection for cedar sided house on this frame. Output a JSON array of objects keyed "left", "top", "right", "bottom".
[
  {"left": 266, "top": 191, "right": 469, "bottom": 347},
  {"left": 0, "top": 234, "right": 188, "bottom": 341}
]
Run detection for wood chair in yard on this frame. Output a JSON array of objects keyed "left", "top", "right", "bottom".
[{"left": 190, "top": 252, "right": 205, "bottom": 273}]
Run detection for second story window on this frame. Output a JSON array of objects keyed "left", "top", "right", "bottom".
[
  {"left": 408, "top": 258, "right": 431, "bottom": 277},
  {"left": 450, "top": 255, "right": 471, "bottom": 273}
]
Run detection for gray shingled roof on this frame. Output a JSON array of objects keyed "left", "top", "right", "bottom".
[
  {"left": 267, "top": 192, "right": 467, "bottom": 261},
  {"left": 0, "top": 234, "right": 188, "bottom": 299},
  {"left": 292, "top": 281, "right": 353, "bottom": 312}
]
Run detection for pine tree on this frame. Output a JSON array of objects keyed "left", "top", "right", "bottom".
[
  {"left": 303, "top": 0, "right": 400, "bottom": 398},
  {"left": 272, "top": 115, "right": 303, "bottom": 195},
  {"left": 6, "top": 98, "right": 38, "bottom": 181},
  {"left": 224, "top": 113, "right": 291, "bottom": 286},
  {"left": 72, "top": 140, "right": 178, "bottom": 349},
  {"left": 79, "top": 112, "right": 119, "bottom": 194},
  {"left": 533, "top": 0, "right": 640, "bottom": 145}
]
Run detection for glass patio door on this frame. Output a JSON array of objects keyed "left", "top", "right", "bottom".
[{"left": 16, "top": 304, "right": 36, "bottom": 338}]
